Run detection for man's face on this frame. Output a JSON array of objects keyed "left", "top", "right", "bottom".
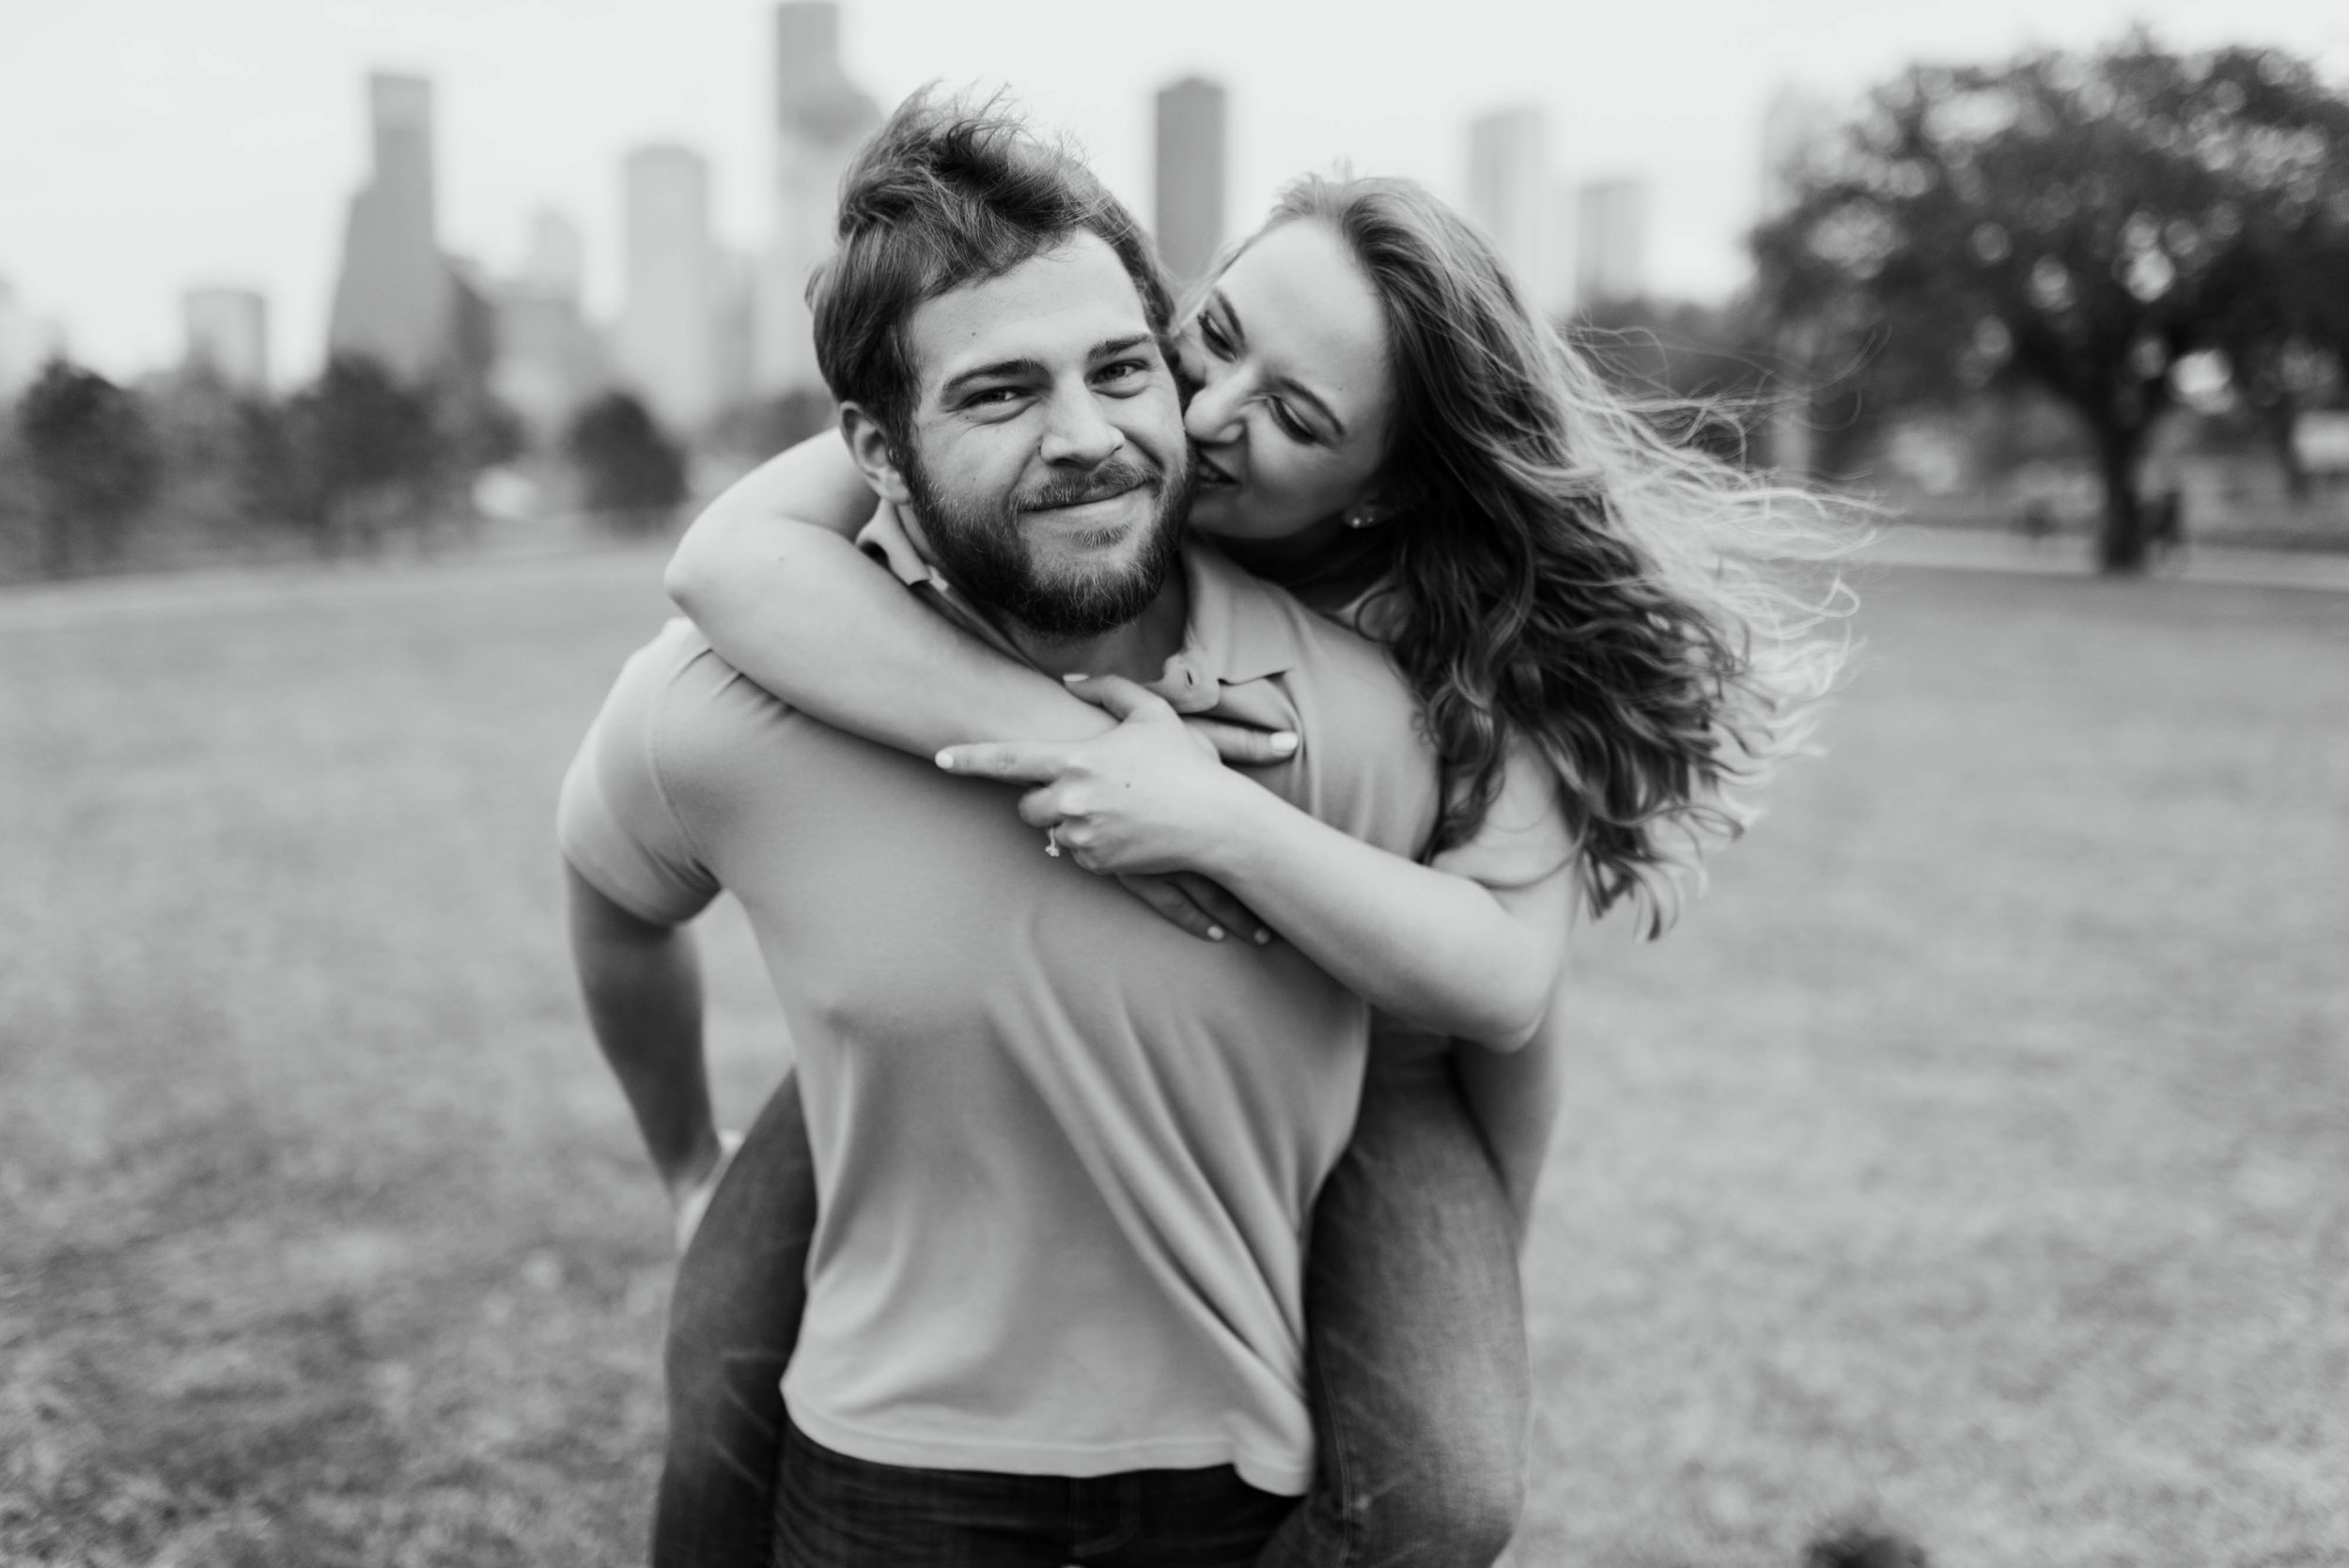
[{"left": 896, "top": 232, "right": 1192, "bottom": 641}]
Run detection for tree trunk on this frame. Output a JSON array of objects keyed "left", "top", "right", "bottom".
[{"left": 2093, "top": 425, "right": 2148, "bottom": 575}]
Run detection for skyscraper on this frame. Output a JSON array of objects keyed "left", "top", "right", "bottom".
[
  {"left": 491, "top": 210, "right": 607, "bottom": 441},
  {"left": 1467, "top": 106, "right": 1548, "bottom": 303},
  {"left": 1575, "top": 179, "right": 1647, "bottom": 309},
  {"left": 326, "top": 73, "right": 452, "bottom": 381},
  {"left": 709, "top": 247, "right": 758, "bottom": 416},
  {"left": 182, "top": 287, "right": 269, "bottom": 391},
  {"left": 756, "top": 1, "right": 879, "bottom": 394},
  {"left": 1154, "top": 78, "right": 1227, "bottom": 285},
  {"left": 520, "top": 209, "right": 586, "bottom": 302},
  {"left": 619, "top": 146, "right": 719, "bottom": 433}
]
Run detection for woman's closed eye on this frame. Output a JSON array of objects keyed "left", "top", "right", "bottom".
[{"left": 1265, "top": 398, "right": 1316, "bottom": 444}]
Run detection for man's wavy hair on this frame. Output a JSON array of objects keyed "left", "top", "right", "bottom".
[
  {"left": 808, "top": 89, "right": 1174, "bottom": 454},
  {"left": 1221, "top": 178, "right": 1862, "bottom": 934}
]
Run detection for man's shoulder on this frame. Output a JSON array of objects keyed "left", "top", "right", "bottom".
[
  {"left": 1191, "top": 547, "right": 1406, "bottom": 699},
  {"left": 1190, "top": 549, "right": 1439, "bottom": 854},
  {"left": 1196, "top": 551, "right": 1423, "bottom": 748},
  {"left": 599, "top": 618, "right": 803, "bottom": 780}
]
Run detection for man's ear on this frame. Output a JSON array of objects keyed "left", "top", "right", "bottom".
[{"left": 837, "top": 402, "right": 913, "bottom": 505}]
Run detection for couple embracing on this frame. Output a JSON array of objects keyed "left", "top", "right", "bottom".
[{"left": 561, "top": 90, "right": 1845, "bottom": 1567}]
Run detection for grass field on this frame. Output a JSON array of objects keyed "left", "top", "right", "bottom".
[{"left": 3, "top": 549, "right": 2343, "bottom": 1566}]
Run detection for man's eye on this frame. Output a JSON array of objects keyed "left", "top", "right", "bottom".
[
  {"left": 1097, "top": 360, "right": 1148, "bottom": 383},
  {"left": 965, "top": 387, "right": 1024, "bottom": 407}
]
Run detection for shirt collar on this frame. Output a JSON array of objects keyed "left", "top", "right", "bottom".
[{"left": 855, "top": 503, "right": 1305, "bottom": 712}]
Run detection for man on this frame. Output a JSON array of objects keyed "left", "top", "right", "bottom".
[{"left": 559, "top": 96, "right": 1438, "bottom": 1563}]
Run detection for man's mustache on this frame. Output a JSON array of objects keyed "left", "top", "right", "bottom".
[{"left": 1017, "top": 457, "right": 1162, "bottom": 513}]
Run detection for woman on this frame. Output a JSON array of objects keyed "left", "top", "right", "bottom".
[{"left": 657, "top": 174, "right": 1852, "bottom": 1567}]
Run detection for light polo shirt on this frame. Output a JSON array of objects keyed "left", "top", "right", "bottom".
[{"left": 556, "top": 523, "right": 1439, "bottom": 1494}]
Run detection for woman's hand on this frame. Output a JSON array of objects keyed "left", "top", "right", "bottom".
[{"left": 936, "top": 676, "right": 1288, "bottom": 935}]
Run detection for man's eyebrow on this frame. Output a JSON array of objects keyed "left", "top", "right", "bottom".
[
  {"left": 1212, "top": 290, "right": 1347, "bottom": 440},
  {"left": 1092, "top": 333, "right": 1157, "bottom": 361}
]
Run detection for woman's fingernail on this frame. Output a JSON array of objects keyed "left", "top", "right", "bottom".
[
  {"left": 1062, "top": 672, "right": 1090, "bottom": 684},
  {"left": 1268, "top": 733, "right": 1299, "bottom": 755},
  {"left": 935, "top": 751, "right": 956, "bottom": 770},
  {"left": 1206, "top": 925, "right": 1225, "bottom": 941}
]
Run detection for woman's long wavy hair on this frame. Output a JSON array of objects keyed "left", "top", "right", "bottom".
[{"left": 1221, "top": 176, "right": 1860, "bottom": 934}]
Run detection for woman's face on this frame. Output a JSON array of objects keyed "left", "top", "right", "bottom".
[{"left": 1174, "top": 219, "right": 1396, "bottom": 547}]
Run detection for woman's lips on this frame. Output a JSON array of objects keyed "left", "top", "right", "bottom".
[{"left": 1194, "top": 453, "right": 1239, "bottom": 489}]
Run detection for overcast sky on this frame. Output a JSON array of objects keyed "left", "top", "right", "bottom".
[{"left": 5, "top": 0, "right": 2343, "bottom": 384}]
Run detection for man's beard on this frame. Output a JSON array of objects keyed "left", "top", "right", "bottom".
[{"left": 903, "top": 447, "right": 1193, "bottom": 642}]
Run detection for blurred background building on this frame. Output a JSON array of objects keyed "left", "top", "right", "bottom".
[
  {"left": 756, "top": 0, "right": 879, "bottom": 395},
  {"left": 326, "top": 73, "right": 454, "bottom": 381},
  {"left": 490, "top": 210, "right": 607, "bottom": 441},
  {"left": 1574, "top": 177, "right": 1648, "bottom": 310},
  {"left": 1153, "top": 77, "right": 1227, "bottom": 286},
  {"left": 618, "top": 146, "right": 720, "bottom": 432},
  {"left": 1467, "top": 106, "right": 1550, "bottom": 313},
  {"left": 180, "top": 287, "right": 269, "bottom": 392}
]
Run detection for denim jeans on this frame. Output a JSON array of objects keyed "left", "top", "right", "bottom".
[
  {"left": 774, "top": 1418, "right": 1295, "bottom": 1567},
  {"left": 652, "top": 1051, "right": 1527, "bottom": 1568}
]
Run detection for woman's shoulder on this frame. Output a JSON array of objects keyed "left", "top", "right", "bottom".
[{"left": 1428, "top": 734, "right": 1579, "bottom": 890}]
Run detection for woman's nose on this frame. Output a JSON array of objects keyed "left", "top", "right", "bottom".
[{"left": 1183, "top": 365, "right": 1248, "bottom": 446}]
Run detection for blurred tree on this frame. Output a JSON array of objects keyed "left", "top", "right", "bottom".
[
  {"left": 15, "top": 359, "right": 161, "bottom": 578},
  {"left": 2204, "top": 295, "right": 2345, "bottom": 502},
  {"left": 283, "top": 354, "right": 443, "bottom": 554},
  {"left": 1754, "top": 37, "right": 2349, "bottom": 571},
  {"left": 1572, "top": 298, "right": 1780, "bottom": 468},
  {"left": 565, "top": 391, "right": 688, "bottom": 534},
  {"left": 704, "top": 386, "right": 837, "bottom": 464}
]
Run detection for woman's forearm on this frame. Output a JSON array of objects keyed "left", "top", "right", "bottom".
[
  {"left": 667, "top": 515, "right": 1116, "bottom": 756},
  {"left": 1204, "top": 785, "right": 1570, "bottom": 1048}
]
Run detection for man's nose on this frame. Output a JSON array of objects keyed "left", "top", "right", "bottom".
[{"left": 1037, "top": 383, "right": 1125, "bottom": 469}]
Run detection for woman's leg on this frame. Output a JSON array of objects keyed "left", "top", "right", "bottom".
[
  {"left": 651, "top": 1069, "right": 819, "bottom": 1568},
  {"left": 1255, "top": 1050, "right": 1531, "bottom": 1568}
]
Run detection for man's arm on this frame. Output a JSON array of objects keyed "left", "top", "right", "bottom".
[{"left": 565, "top": 862, "right": 724, "bottom": 1208}]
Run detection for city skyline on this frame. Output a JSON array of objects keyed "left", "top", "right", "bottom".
[{"left": 5, "top": 0, "right": 2344, "bottom": 383}]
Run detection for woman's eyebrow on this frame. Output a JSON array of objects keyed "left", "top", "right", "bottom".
[
  {"left": 1210, "top": 289, "right": 1245, "bottom": 348},
  {"left": 1217, "top": 290, "right": 1347, "bottom": 440}
]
